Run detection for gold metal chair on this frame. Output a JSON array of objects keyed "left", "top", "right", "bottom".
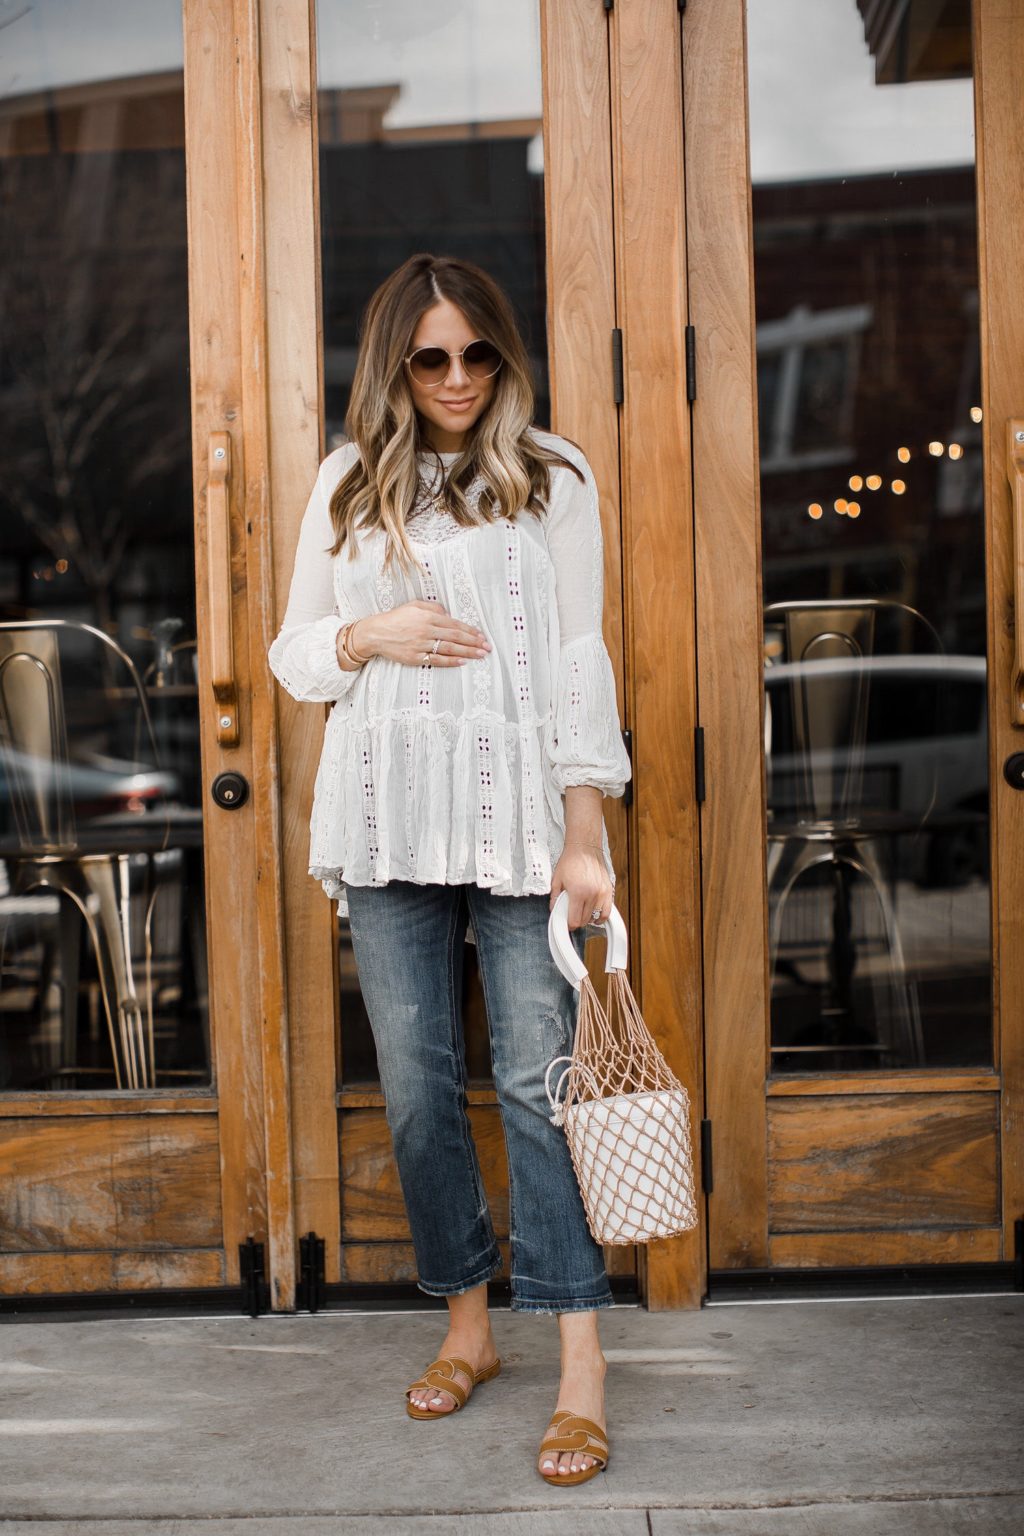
[{"left": 0, "top": 620, "right": 176, "bottom": 1089}]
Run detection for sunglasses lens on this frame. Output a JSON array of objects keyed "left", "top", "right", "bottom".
[
  {"left": 408, "top": 347, "right": 451, "bottom": 384},
  {"left": 463, "top": 340, "right": 502, "bottom": 378}
]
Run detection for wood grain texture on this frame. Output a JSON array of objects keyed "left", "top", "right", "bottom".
[
  {"left": 767, "top": 1094, "right": 999, "bottom": 1232},
  {"left": 0, "top": 1249, "right": 227, "bottom": 1295},
  {"left": 255, "top": 0, "right": 338, "bottom": 1304},
  {"left": 182, "top": 0, "right": 271, "bottom": 1288},
  {"left": 234, "top": 0, "right": 299, "bottom": 1311},
  {"left": 340, "top": 1108, "right": 510, "bottom": 1241},
  {"left": 0, "top": 1094, "right": 219, "bottom": 1117},
  {"left": 608, "top": 0, "right": 703, "bottom": 1308},
  {"left": 539, "top": 0, "right": 637, "bottom": 1295},
  {"left": 683, "top": 0, "right": 770, "bottom": 1275},
  {"left": 767, "top": 1073, "right": 1000, "bottom": 1097},
  {"left": 0, "top": 1115, "right": 222, "bottom": 1251},
  {"left": 769, "top": 1228, "right": 1002, "bottom": 1268},
  {"left": 975, "top": 0, "right": 1024, "bottom": 1262},
  {"left": 541, "top": 0, "right": 632, "bottom": 1033}
]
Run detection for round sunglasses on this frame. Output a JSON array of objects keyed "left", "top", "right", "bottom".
[{"left": 404, "top": 337, "right": 503, "bottom": 388}]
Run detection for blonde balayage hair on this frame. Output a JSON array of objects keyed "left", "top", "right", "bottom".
[{"left": 326, "top": 253, "right": 585, "bottom": 576}]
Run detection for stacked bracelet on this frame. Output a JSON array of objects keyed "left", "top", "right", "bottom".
[{"left": 338, "top": 620, "right": 371, "bottom": 668}]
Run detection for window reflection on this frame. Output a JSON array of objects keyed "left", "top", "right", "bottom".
[
  {"left": 0, "top": 3, "right": 209, "bottom": 1090},
  {"left": 749, "top": 0, "right": 991, "bottom": 1071}
]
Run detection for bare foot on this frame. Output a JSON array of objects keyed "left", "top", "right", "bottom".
[
  {"left": 538, "top": 1347, "right": 607, "bottom": 1476},
  {"left": 406, "top": 1324, "right": 499, "bottom": 1414}
]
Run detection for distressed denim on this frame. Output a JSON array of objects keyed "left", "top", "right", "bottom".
[{"left": 342, "top": 879, "right": 614, "bottom": 1314}]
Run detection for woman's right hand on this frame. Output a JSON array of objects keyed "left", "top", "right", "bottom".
[{"left": 343, "top": 600, "right": 492, "bottom": 669}]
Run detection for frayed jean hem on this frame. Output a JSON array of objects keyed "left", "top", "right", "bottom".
[
  {"left": 415, "top": 1252, "right": 503, "bottom": 1298},
  {"left": 509, "top": 1291, "right": 615, "bottom": 1315}
]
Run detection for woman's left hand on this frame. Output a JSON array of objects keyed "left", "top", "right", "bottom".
[{"left": 550, "top": 843, "right": 614, "bottom": 931}]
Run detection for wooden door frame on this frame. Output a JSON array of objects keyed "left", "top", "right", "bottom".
[
  {"left": 685, "top": 0, "right": 1024, "bottom": 1277},
  {"left": 184, "top": 0, "right": 296, "bottom": 1307},
  {"left": 604, "top": 0, "right": 706, "bottom": 1308}
]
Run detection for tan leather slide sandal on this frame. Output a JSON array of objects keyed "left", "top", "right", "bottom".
[
  {"left": 404, "top": 1353, "right": 502, "bottom": 1419},
  {"left": 536, "top": 1409, "right": 609, "bottom": 1485}
]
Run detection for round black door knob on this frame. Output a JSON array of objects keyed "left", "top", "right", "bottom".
[
  {"left": 211, "top": 770, "right": 250, "bottom": 809},
  {"left": 1003, "top": 753, "right": 1024, "bottom": 791}
]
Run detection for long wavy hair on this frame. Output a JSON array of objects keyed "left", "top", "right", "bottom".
[{"left": 326, "top": 252, "right": 585, "bottom": 575}]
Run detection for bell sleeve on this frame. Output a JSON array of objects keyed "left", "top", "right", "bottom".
[
  {"left": 543, "top": 446, "right": 632, "bottom": 799},
  {"left": 268, "top": 450, "right": 365, "bottom": 704}
]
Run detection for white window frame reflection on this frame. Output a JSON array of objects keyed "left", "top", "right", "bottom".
[{"left": 757, "top": 301, "right": 872, "bottom": 474}]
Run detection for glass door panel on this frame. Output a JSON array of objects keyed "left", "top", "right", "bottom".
[
  {"left": 747, "top": 0, "right": 991, "bottom": 1075},
  {"left": 0, "top": 2, "right": 209, "bottom": 1093}
]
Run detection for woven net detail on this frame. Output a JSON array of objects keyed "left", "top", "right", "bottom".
[{"left": 551, "top": 968, "right": 699, "bottom": 1245}]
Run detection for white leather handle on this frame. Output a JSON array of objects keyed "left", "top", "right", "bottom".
[{"left": 547, "top": 887, "right": 628, "bottom": 989}]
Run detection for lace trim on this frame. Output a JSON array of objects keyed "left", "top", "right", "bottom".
[
  {"left": 449, "top": 540, "right": 496, "bottom": 879},
  {"left": 405, "top": 467, "right": 490, "bottom": 545},
  {"left": 416, "top": 549, "right": 439, "bottom": 711},
  {"left": 505, "top": 523, "right": 545, "bottom": 882}
]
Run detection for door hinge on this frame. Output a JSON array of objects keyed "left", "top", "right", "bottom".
[
  {"left": 612, "top": 327, "right": 624, "bottom": 405},
  {"left": 238, "top": 1236, "right": 268, "bottom": 1317},
  {"left": 700, "top": 1118, "right": 713, "bottom": 1193},
  {"left": 621, "top": 726, "right": 633, "bottom": 808},
  {"left": 298, "top": 1230, "right": 326, "bottom": 1312},
  {"left": 604, "top": 0, "right": 614, "bottom": 11},
  {"left": 685, "top": 324, "right": 697, "bottom": 402},
  {"left": 694, "top": 725, "right": 705, "bottom": 803},
  {"left": 679, "top": 0, "right": 688, "bottom": 15},
  {"left": 1014, "top": 1216, "right": 1024, "bottom": 1292}
]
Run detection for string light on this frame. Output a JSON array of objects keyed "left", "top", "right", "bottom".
[{"left": 806, "top": 416, "right": 980, "bottom": 524}]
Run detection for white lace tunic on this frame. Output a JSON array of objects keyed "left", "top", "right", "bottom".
[{"left": 268, "top": 428, "right": 631, "bottom": 929}]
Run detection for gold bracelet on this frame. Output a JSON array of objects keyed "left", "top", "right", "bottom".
[
  {"left": 339, "top": 619, "right": 371, "bottom": 668},
  {"left": 336, "top": 623, "right": 358, "bottom": 671}
]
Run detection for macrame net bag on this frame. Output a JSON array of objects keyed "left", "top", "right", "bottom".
[{"left": 546, "top": 966, "right": 699, "bottom": 1245}]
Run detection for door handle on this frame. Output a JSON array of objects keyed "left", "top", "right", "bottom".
[
  {"left": 207, "top": 432, "right": 239, "bottom": 748},
  {"left": 1009, "top": 419, "right": 1024, "bottom": 728}
]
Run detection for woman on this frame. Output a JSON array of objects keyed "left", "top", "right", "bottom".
[{"left": 268, "top": 253, "right": 631, "bottom": 1486}]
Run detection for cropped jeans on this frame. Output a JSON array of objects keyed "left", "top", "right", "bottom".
[{"left": 342, "top": 879, "right": 614, "bottom": 1314}]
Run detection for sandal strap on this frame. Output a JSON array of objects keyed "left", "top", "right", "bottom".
[
  {"left": 405, "top": 1356, "right": 472, "bottom": 1409},
  {"left": 539, "top": 1411, "right": 608, "bottom": 1464}
]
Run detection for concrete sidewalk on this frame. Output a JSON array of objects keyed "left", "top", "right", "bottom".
[{"left": 0, "top": 1293, "right": 1021, "bottom": 1533}]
